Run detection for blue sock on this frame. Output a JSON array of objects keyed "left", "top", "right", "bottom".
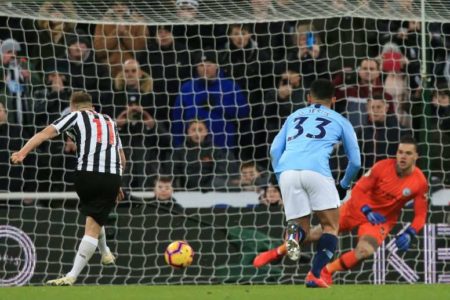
[{"left": 311, "top": 233, "right": 338, "bottom": 278}]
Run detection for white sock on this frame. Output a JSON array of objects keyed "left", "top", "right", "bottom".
[
  {"left": 67, "top": 235, "right": 98, "bottom": 278},
  {"left": 98, "top": 226, "right": 111, "bottom": 255}
]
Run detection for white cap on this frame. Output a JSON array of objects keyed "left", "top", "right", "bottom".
[{"left": 176, "top": 0, "right": 199, "bottom": 9}]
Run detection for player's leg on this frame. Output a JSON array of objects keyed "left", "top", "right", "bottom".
[
  {"left": 46, "top": 216, "right": 101, "bottom": 286},
  {"left": 285, "top": 216, "right": 310, "bottom": 261},
  {"left": 253, "top": 224, "right": 322, "bottom": 268},
  {"left": 278, "top": 170, "right": 311, "bottom": 261},
  {"left": 303, "top": 170, "right": 340, "bottom": 288},
  {"left": 65, "top": 216, "right": 102, "bottom": 278},
  {"left": 46, "top": 171, "right": 120, "bottom": 286},
  {"left": 253, "top": 219, "right": 309, "bottom": 268},
  {"left": 305, "top": 207, "right": 339, "bottom": 288},
  {"left": 99, "top": 226, "right": 116, "bottom": 265},
  {"left": 323, "top": 222, "right": 392, "bottom": 284},
  {"left": 252, "top": 243, "right": 287, "bottom": 268}
]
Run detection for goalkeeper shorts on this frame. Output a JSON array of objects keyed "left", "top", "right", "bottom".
[
  {"left": 339, "top": 201, "right": 395, "bottom": 245},
  {"left": 74, "top": 170, "right": 121, "bottom": 226}
]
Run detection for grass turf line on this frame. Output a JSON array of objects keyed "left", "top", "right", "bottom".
[{"left": 1, "top": 284, "right": 449, "bottom": 300}]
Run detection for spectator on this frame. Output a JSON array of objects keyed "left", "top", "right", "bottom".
[
  {"left": 107, "top": 59, "right": 154, "bottom": 117},
  {"left": 333, "top": 58, "right": 392, "bottom": 129},
  {"left": 171, "top": 50, "right": 249, "bottom": 153},
  {"left": 219, "top": 24, "right": 272, "bottom": 103},
  {"left": 259, "top": 182, "right": 283, "bottom": 207},
  {"left": 377, "top": 19, "right": 446, "bottom": 90},
  {"left": 234, "top": 161, "right": 269, "bottom": 192},
  {"left": 284, "top": 23, "right": 328, "bottom": 89},
  {"left": 147, "top": 176, "right": 183, "bottom": 212},
  {"left": 0, "top": 38, "right": 34, "bottom": 136},
  {"left": 248, "top": 0, "right": 285, "bottom": 61},
  {"left": 170, "top": 120, "right": 240, "bottom": 191},
  {"left": 219, "top": 23, "right": 272, "bottom": 161},
  {"left": 0, "top": 101, "right": 23, "bottom": 192},
  {"left": 171, "top": 0, "right": 227, "bottom": 51},
  {"left": 357, "top": 95, "right": 406, "bottom": 172},
  {"left": 381, "top": 47, "right": 412, "bottom": 128},
  {"left": 62, "top": 31, "right": 110, "bottom": 105},
  {"left": 33, "top": 63, "right": 72, "bottom": 127},
  {"left": 175, "top": 0, "right": 198, "bottom": 21},
  {"left": 114, "top": 59, "right": 171, "bottom": 190},
  {"left": 428, "top": 86, "right": 450, "bottom": 185},
  {"left": 32, "top": 64, "right": 75, "bottom": 193},
  {"left": 29, "top": 1, "right": 77, "bottom": 77},
  {"left": 137, "top": 25, "right": 192, "bottom": 127},
  {"left": 94, "top": 1, "right": 149, "bottom": 77},
  {"left": 263, "top": 68, "right": 305, "bottom": 142}
]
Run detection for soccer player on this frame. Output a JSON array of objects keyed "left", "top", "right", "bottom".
[
  {"left": 270, "top": 79, "right": 361, "bottom": 288},
  {"left": 11, "top": 91, "right": 126, "bottom": 286},
  {"left": 254, "top": 135, "right": 428, "bottom": 286}
]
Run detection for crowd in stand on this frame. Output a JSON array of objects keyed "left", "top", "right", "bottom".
[{"left": 0, "top": 0, "right": 450, "bottom": 207}]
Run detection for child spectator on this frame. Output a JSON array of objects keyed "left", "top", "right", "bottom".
[
  {"left": 236, "top": 161, "right": 269, "bottom": 192},
  {"left": 170, "top": 120, "right": 240, "bottom": 191},
  {"left": 147, "top": 176, "right": 183, "bottom": 212},
  {"left": 259, "top": 183, "right": 283, "bottom": 207}
]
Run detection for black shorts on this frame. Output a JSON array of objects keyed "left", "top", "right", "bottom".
[{"left": 74, "top": 171, "right": 121, "bottom": 226}]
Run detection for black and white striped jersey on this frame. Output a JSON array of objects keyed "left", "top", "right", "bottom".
[{"left": 51, "top": 110, "right": 123, "bottom": 175}]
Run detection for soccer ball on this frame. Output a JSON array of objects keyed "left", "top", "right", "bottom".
[{"left": 164, "top": 240, "right": 194, "bottom": 268}]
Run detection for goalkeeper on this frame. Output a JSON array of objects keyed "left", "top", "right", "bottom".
[{"left": 254, "top": 135, "right": 428, "bottom": 286}]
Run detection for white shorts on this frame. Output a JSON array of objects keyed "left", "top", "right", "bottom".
[{"left": 279, "top": 170, "right": 340, "bottom": 221}]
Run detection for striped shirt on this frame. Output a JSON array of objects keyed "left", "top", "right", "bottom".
[{"left": 51, "top": 110, "right": 123, "bottom": 175}]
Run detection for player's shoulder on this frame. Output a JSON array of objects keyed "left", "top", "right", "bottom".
[
  {"left": 375, "top": 158, "right": 396, "bottom": 167},
  {"left": 333, "top": 112, "right": 353, "bottom": 127},
  {"left": 61, "top": 110, "right": 80, "bottom": 120},
  {"left": 412, "top": 166, "right": 428, "bottom": 186},
  {"left": 100, "top": 112, "right": 114, "bottom": 120},
  {"left": 371, "top": 158, "right": 396, "bottom": 173}
]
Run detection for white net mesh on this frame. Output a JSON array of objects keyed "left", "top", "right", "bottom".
[{"left": 0, "top": 0, "right": 449, "bottom": 286}]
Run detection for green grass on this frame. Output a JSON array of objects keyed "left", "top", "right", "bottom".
[{"left": 1, "top": 285, "right": 449, "bottom": 300}]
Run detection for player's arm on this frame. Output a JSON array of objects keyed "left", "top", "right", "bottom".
[
  {"left": 13, "top": 111, "right": 79, "bottom": 163},
  {"left": 410, "top": 189, "right": 428, "bottom": 233},
  {"left": 411, "top": 193, "right": 428, "bottom": 233},
  {"left": 350, "top": 162, "right": 387, "bottom": 224},
  {"left": 350, "top": 163, "right": 379, "bottom": 204},
  {"left": 395, "top": 185, "right": 428, "bottom": 251},
  {"left": 116, "top": 135, "right": 126, "bottom": 203},
  {"left": 270, "top": 118, "right": 288, "bottom": 172},
  {"left": 11, "top": 125, "right": 59, "bottom": 164},
  {"left": 119, "top": 148, "right": 126, "bottom": 171},
  {"left": 339, "top": 120, "right": 361, "bottom": 189}
]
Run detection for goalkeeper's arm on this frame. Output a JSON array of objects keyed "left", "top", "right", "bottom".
[{"left": 395, "top": 192, "right": 428, "bottom": 252}]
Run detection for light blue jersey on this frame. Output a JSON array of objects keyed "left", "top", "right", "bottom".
[{"left": 270, "top": 103, "right": 361, "bottom": 189}]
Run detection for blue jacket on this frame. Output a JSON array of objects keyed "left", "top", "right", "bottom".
[{"left": 172, "top": 71, "right": 249, "bottom": 148}]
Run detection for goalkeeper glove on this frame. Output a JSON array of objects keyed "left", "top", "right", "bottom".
[
  {"left": 361, "top": 205, "right": 386, "bottom": 225},
  {"left": 335, "top": 183, "right": 348, "bottom": 200},
  {"left": 395, "top": 227, "right": 416, "bottom": 252}
]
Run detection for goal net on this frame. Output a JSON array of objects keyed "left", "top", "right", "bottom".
[{"left": 0, "top": 0, "right": 449, "bottom": 286}]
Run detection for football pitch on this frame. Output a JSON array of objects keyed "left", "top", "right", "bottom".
[{"left": 1, "top": 285, "right": 449, "bottom": 300}]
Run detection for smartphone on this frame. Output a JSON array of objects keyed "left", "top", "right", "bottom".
[{"left": 306, "top": 32, "right": 315, "bottom": 49}]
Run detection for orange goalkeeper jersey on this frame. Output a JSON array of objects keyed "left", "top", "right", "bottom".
[{"left": 347, "top": 158, "right": 428, "bottom": 233}]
